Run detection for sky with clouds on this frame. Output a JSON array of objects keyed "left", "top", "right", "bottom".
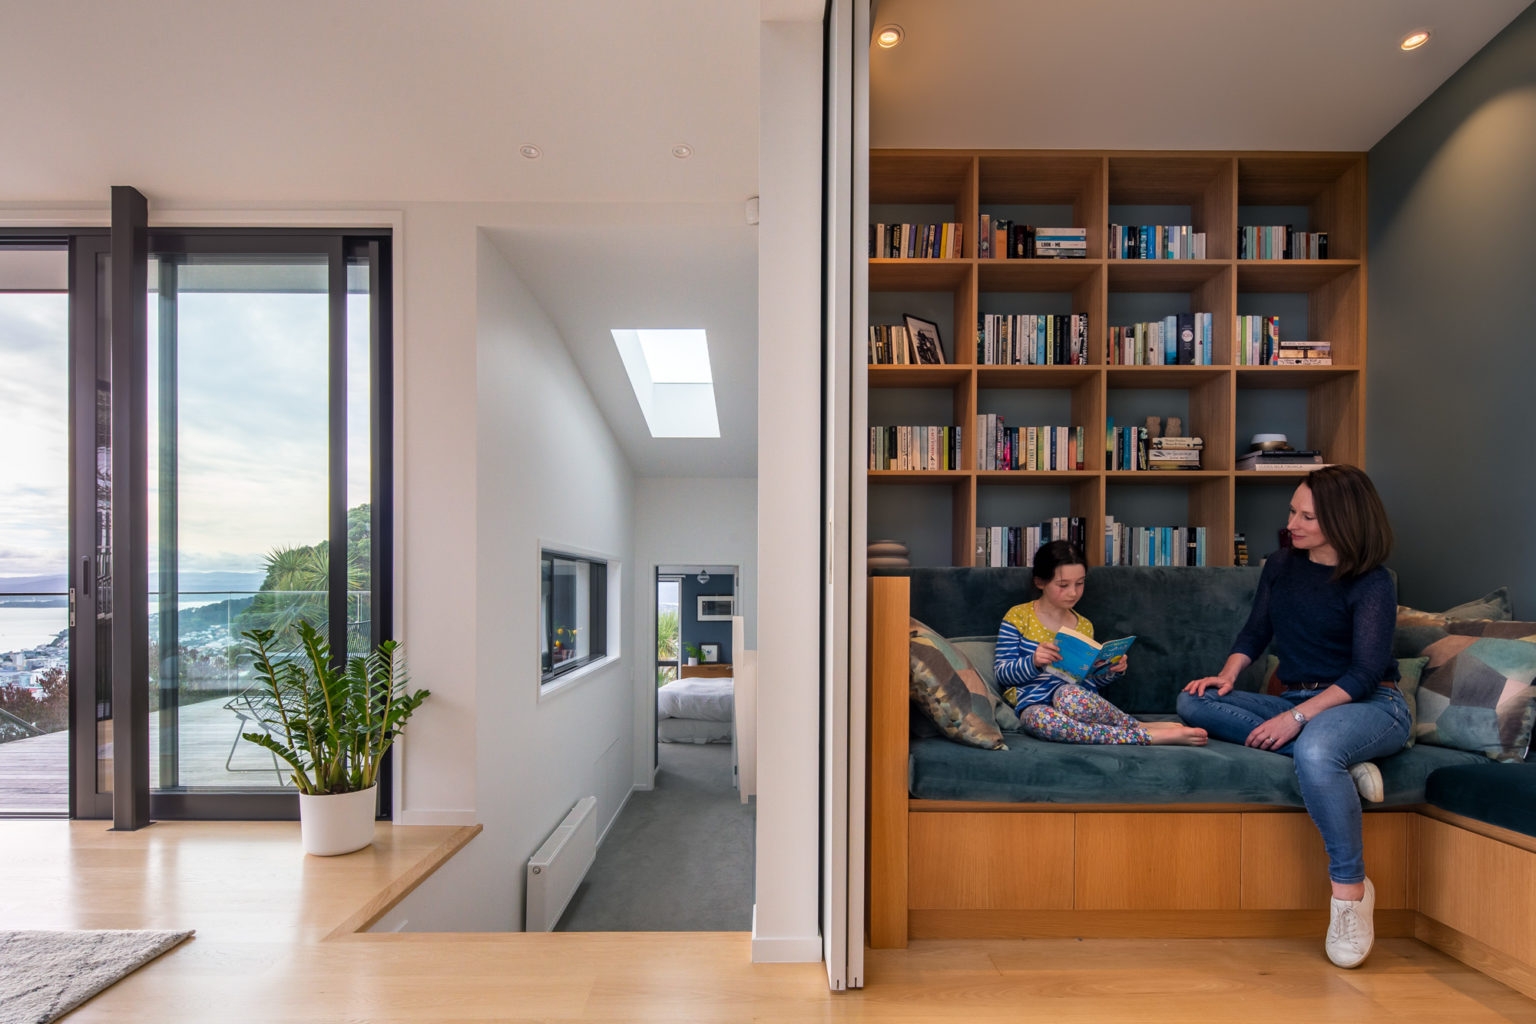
[{"left": 1, "top": 280, "right": 371, "bottom": 583}]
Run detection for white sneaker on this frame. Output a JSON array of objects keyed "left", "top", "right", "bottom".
[
  {"left": 1326, "top": 878, "right": 1376, "bottom": 968},
  {"left": 1349, "top": 762, "right": 1384, "bottom": 803}
]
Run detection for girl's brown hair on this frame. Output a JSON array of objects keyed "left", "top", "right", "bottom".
[{"left": 1304, "top": 464, "right": 1393, "bottom": 579}]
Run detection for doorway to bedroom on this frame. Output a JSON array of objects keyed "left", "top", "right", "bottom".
[{"left": 555, "top": 563, "right": 754, "bottom": 931}]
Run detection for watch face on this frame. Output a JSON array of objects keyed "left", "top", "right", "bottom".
[{"left": 1292, "top": 710, "right": 1307, "bottom": 723}]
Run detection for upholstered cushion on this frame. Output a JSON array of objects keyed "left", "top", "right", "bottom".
[
  {"left": 909, "top": 618, "right": 1006, "bottom": 750},
  {"left": 1414, "top": 635, "right": 1536, "bottom": 761},
  {"left": 1425, "top": 762, "right": 1536, "bottom": 837},
  {"left": 1397, "top": 587, "right": 1513, "bottom": 629},
  {"left": 878, "top": 566, "right": 1267, "bottom": 715},
  {"left": 948, "top": 636, "right": 1021, "bottom": 731},
  {"left": 907, "top": 730, "right": 1483, "bottom": 804}
]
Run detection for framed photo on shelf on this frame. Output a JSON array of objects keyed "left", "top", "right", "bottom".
[
  {"left": 904, "top": 314, "right": 945, "bottom": 365},
  {"left": 699, "top": 643, "right": 720, "bottom": 663}
]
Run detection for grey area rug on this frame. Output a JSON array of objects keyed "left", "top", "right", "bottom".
[
  {"left": 557, "top": 739, "right": 754, "bottom": 931},
  {"left": 0, "top": 929, "right": 194, "bottom": 1024}
]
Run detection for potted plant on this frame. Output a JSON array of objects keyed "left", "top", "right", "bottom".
[
  {"left": 684, "top": 642, "right": 702, "bottom": 667},
  {"left": 239, "top": 620, "right": 430, "bottom": 856}
]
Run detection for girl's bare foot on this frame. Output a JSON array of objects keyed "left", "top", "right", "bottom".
[{"left": 1143, "top": 721, "right": 1208, "bottom": 746}]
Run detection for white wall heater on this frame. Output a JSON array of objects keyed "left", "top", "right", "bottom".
[{"left": 525, "top": 795, "right": 598, "bottom": 931}]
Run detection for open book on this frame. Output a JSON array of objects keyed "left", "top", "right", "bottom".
[{"left": 1046, "top": 628, "right": 1135, "bottom": 684}]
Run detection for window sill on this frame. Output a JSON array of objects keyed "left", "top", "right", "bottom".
[{"left": 539, "top": 654, "right": 619, "bottom": 702}]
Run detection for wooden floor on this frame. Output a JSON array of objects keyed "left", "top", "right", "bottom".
[{"left": 3, "top": 820, "right": 1534, "bottom": 1023}]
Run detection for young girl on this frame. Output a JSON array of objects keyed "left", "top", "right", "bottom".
[{"left": 996, "top": 540, "right": 1208, "bottom": 746}]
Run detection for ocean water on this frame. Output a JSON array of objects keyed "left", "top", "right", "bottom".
[{"left": 0, "top": 606, "right": 69, "bottom": 653}]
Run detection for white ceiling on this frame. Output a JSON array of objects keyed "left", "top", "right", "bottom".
[
  {"left": 486, "top": 222, "right": 759, "bottom": 478},
  {"left": 1, "top": 0, "right": 1528, "bottom": 479},
  {"left": 869, "top": 0, "right": 1530, "bottom": 150}
]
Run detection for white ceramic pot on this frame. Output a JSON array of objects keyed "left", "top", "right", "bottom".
[{"left": 299, "top": 785, "right": 378, "bottom": 856}]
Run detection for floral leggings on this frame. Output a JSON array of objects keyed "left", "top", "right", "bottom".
[{"left": 1018, "top": 684, "right": 1150, "bottom": 745}]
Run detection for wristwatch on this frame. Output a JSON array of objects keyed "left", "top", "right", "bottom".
[{"left": 1291, "top": 708, "right": 1308, "bottom": 726}]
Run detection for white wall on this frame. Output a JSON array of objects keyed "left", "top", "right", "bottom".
[
  {"left": 376, "top": 216, "right": 636, "bottom": 930},
  {"left": 632, "top": 477, "right": 757, "bottom": 782},
  {"left": 753, "top": 17, "right": 825, "bottom": 962}
]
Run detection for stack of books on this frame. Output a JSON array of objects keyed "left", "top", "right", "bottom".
[
  {"left": 1033, "top": 227, "right": 1087, "bottom": 259},
  {"left": 1236, "top": 448, "right": 1325, "bottom": 472},
  {"left": 1148, "top": 436, "right": 1203, "bottom": 470},
  {"left": 1274, "top": 341, "right": 1332, "bottom": 365}
]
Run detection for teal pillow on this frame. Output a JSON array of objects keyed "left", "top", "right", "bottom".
[
  {"left": 949, "top": 636, "right": 1019, "bottom": 731},
  {"left": 909, "top": 619, "right": 1007, "bottom": 750}
]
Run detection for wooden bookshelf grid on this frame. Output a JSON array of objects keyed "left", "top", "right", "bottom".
[{"left": 866, "top": 150, "right": 1367, "bottom": 567}]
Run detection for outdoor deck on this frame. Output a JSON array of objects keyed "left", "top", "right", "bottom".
[{"left": 0, "top": 697, "right": 291, "bottom": 814}]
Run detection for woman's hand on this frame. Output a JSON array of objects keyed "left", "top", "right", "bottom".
[
  {"left": 1033, "top": 642, "right": 1061, "bottom": 669},
  {"left": 1183, "top": 675, "right": 1235, "bottom": 696},
  {"left": 1245, "top": 711, "right": 1303, "bottom": 751}
]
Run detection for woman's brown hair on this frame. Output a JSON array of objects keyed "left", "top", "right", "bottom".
[{"left": 1303, "top": 464, "right": 1393, "bottom": 578}]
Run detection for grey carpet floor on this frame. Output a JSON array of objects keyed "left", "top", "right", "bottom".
[{"left": 556, "top": 740, "right": 754, "bottom": 931}]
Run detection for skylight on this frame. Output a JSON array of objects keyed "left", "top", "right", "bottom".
[{"left": 611, "top": 329, "right": 720, "bottom": 438}]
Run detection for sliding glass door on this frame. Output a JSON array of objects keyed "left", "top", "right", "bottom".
[
  {"left": 143, "top": 233, "right": 389, "bottom": 816},
  {"left": 0, "top": 225, "right": 390, "bottom": 820},
  {"left": 0, "top": 245, "right": 72, "bottom": 815}
]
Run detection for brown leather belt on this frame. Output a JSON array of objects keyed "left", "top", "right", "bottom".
[{"left": 1280, "top": 678, "right": 1397, "bottom": 692}]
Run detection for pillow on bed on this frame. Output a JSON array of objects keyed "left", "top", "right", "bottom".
[{"left": 909, "top": 618, "right": 1007, "bottom": 750}]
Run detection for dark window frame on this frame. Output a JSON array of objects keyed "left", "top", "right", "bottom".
[{"left": 540, "top": 549, "right": 609, "bottom": 685}]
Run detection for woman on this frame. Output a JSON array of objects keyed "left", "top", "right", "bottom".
[
  {"left": 1177, "top": 464, "right": 1410, "bottom": 968},
  {"left": 997, "top": 540, "right": 1207, "bottom": 746}
]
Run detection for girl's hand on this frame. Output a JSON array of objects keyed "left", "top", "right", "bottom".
[
  {"left": 1184, "top": 675, "right": 1235, "bottom": 696},
  {"left": 1246, "top": 711, "right": 1303, "bottom": 751},
  {"left": 1033, "top": 642, "right": 1061, "bottom": 669},
  {"left": 1106, "top": 655, "right": 1129, "bottom": 676}
]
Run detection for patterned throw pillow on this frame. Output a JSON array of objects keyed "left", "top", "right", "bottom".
[
  {"left": 949, "top": 636, "right": 1020, "bottom": 731},
  {"left": 1397, "top": 587, "right": 1513, "bottom": 629},
  {"left": 909, "top": 619, "right": 1007, "bottom": 750},
  {"left": 1415, "top": 635, "right": 1536, "bottom": 762}
]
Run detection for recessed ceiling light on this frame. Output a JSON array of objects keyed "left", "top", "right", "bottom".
[
  {"left": 519, "top": 144, "right": 541, "bottom": 159},
  {"left": 875, "top": 24, "right": 903, "bottom": 49},
  {"left": 672, "top": 143, "right": 693, "bottom": 159},
  {"left": 1400, "top": 30, "right": 1431, "bottom": 51}
]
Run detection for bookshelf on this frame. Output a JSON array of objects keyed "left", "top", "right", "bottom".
[{"left": 867, "top": 150, "right": 1367, "bottom": 568}]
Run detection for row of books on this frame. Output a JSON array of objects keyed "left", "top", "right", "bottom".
[
  {"left": 868, "top": 323, "right": 946, "bottom": 365},
  {"left": 1145, "top": 435, "right": 1204, "bottom": 471},
  {"left": 1110, "top": 224, "right": 1206, "bottom": 260},
  {"left": 975, "top": 517, "right": 1088, "bottom": 568},
  {"left": 870, "top": 222, "right": 964, "bottom": 259},
  {"left": 1235, "top": 316, "right": 1282, "bottom": 365},
  {"left": 976, "top": 417, "right": 1085, "bottom": 472},
  {"left": 976, "top": 313, "right": 1089, "bottom": 366},
  {"left": 1238, "top": 227, "right": 1328, "bottom": 260},
  {"left": 1108, "top": 312, "right": 1214, "bottom": 366},
  {"left": 869, "top": 425, "right": 963, "bottom": 471},
  {"left": 1105, "top": 518, "right": 1209, "bottom": 566},
  {"left": 978, "top": 219, "right": 1087, "bottom": 259}
]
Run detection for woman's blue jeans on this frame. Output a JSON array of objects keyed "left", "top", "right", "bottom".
[{"left": 1175, "top": 686, "right": 1411, "bottom": 884}]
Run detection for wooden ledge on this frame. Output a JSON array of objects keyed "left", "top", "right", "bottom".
[
  {"left": 326, "top": 823, "right": 483, "bottom": 940},
  {"left": 1416, "top": 805, "right": 1536, "bottom": 856}
]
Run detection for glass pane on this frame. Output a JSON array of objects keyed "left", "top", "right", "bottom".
[
  {"left": 0, "top": 248, "right": 71, "bottom": 813},
  {"left": 346, "top": 258, "right": 371, "bottom": 658},
  {"left": 147, "top": 255, "right": 330, "bottom": 791},
  {"left": 545, "top": 557, "right": 592, "bottom": 672}
]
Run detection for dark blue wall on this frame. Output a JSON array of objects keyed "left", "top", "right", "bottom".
[
  {"left": 681, "top": 573, "right": 735, "bottom": 663},
  {"left": 1367, "top": 2, "right": 1536, "bottom": 613}
]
